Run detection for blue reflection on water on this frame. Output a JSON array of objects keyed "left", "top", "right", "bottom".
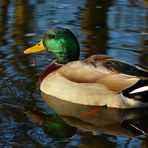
[{"left": 0, "top": 0, "right": 148, "bottom": 147}]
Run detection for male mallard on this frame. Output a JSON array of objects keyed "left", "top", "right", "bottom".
[{"left": 24, "top": 27, "right": 148, "bottom": 108}]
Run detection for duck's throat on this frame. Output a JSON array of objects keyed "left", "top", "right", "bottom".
[
  {"left": 56, "top": 51, "right": 79, "bottom": 64},
  {"left": 56, "top": 53, "right": 70, "bottom": 64}
]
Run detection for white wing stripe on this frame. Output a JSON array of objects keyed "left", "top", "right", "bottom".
[{"left": 130, "top": 86, "right": 148, "bottom": 94}]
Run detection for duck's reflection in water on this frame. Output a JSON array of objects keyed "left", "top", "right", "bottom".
[
  {"left": 42, "top": 92, "right": 148, "bottom": 138},
  {"left": 25, "top": 92, "right": 148, "bottom": 139}
]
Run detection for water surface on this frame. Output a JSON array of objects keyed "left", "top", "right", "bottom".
[{"left": 0, "top": 0, "right": 148, "bottom": 147}]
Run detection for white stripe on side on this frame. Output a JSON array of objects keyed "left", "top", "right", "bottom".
[{"left": 129, "top": 86, "right": 148, "bottom": 94}]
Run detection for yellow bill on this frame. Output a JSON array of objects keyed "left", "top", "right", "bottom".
[{"left": 24, "top": 40, "right": 45, "bottom": 54}]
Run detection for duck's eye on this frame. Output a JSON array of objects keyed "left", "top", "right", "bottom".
[{"left": 48, "top": 34, "right": 55, "bottom": 39}]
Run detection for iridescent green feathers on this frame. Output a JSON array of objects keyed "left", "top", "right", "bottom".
[{"left": 43, "top": 28, "right": 80, "bottom": 64}]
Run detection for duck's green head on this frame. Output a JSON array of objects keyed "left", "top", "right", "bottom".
[{"left": 24, "top": 28, "right": 80, "bottom": 64}]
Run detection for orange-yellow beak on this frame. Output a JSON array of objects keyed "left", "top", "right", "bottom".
[{"left": 24, "top": 40, "right": 45, "bottom": 54}]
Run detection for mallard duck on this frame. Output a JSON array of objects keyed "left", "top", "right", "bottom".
[{"left": 24, "top": 27, "right": 148, "bottom": 108}]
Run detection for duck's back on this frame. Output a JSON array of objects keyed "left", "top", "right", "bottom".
[{"left": 84, "top": 55, "right": 148, "bottom": 78}]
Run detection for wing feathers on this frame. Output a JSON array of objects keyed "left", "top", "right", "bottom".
[
  {"left": 96, "top": 74, "right": 139, "bottom": 92},
  {"left": 57, "top": 61, "right": 140, "bottom": 92}
]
